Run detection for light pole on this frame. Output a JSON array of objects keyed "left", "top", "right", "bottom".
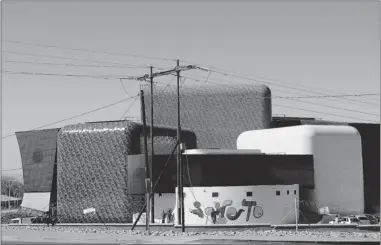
[{"left": 7, "top": 180, "right": 17, "bottom": 210}]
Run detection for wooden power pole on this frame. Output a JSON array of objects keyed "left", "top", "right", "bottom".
[
  {"left": 140, "top": 89, "right": 150, "bottom": 233},
  {"left": 149, "top": 66, "right": 155, "bottom": 224},
  {"left": 137, "top": 62, "right": 200, "bottom": 231}
]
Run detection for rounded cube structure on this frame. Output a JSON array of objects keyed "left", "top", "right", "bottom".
[
  {"left": 237, "top": 125, "right": 364, "bottom": 215},
  {"left": 143, "top": 84, "right": 272, "bottom": 149}
]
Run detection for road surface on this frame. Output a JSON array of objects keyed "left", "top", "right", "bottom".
[{"left": 2, "top": 227, "right": 379, "bottom": 244}]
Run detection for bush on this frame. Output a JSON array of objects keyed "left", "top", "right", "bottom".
[{"left": 1, "top": 210, "right": 22, "bottom": 224}]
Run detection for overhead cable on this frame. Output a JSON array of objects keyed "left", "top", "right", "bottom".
[{"left": 2, "top": 94, "right": 139, "bottom": 139}]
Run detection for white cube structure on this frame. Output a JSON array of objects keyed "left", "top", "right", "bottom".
[
  {"left": 237, "top": 125, "right": 364, "bottom": 215},
  {"left": 173, "top": 185, "right": 299, "bottom": 225}
]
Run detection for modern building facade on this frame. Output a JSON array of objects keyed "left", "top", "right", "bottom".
[
  {"left": 271, "top": 117, "right": 380, "bottom": 213},
  {"left": 15, "top": 85, "right": 379, "bottom": 224},
  {"left": 143, "top": 84, "right": 272, "bottom": 149},
  {"left": 237, "top": 125, "right": 365, "bottom": 216},
  {"left": 16, "top": 121, "right": 197, "bottom": 223}
]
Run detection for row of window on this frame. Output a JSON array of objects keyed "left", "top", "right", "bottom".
[
  {"left": 276, "top": 190, "right": 297, "bottom": 196},
  {"left": 209, "top": 190, "right": 297, "bottom": 198}
]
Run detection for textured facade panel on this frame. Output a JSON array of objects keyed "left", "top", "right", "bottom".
[
  {"left": 57, "top": 121, "right": 144, "bottom": 223},
  {"left": 56, "top": 121, "right": 197, "bottom": 223},
  {"left": 143, "top": 84, "right": 271, "bottom": 149},
  {"left": 139, "top": 125, "right": 197, "bottom": 155},
  {"left": 15, "top": 129, "right": 59, "bottom": 193}
]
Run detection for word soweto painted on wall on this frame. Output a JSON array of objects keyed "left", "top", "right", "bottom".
[{"left": 189, "top": 199, "right": 264, "bottom": 224}]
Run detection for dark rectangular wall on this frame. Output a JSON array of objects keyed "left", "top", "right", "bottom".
[
  {"left": 349, "top": 123, "right": 380, "bottom": 213},
  {"left": 150, "top": 154, "right": 314, "bottom": 193}
]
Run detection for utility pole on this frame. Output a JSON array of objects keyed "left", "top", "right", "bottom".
[
  {"left": 295, "top": 196, "right": 299, "bottom": 232},
  {"left": 176, "top": 59, "right": 182, "bottom": 227},
  {"left": 149, "top": 66, "right": 155, "bottom": 224},
  {"left": 140, "top": 89, "right": 150, "bottom": 233},
  {"left": 136, "top": 63, "right": 199, "bottom": 230},
  {"left": 8, "top": 183, "right": 11, "bottom": 210},
  {"left": 8, "top": 180, "right": 15, "bottom": 210},
  {"left": 176, "top": 60, "right": 185, "bottom": 232}
]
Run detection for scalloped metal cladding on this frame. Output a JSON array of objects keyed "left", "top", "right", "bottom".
[
  {"left": 143, "top": 84, "right": 272, "bottom": 149},
  {"left": 57, "top": 121, "right": 145, "bottom": 223}
]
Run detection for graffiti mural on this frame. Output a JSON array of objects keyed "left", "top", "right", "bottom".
[
  {"left": 190, "top": 199, "right": 263, "bottom": 224},
  {"left": 183, "top": 185, "right": 298, "bottom": 225},
  {"left": 204, "top": 200, "right": 237, "bottom": 224},
  {"left": 190, "top": 201, "right": 204, "bottom": 218},
  {"left": 225, "top": 206, "right": 245, "bottom": 221},
  {"left": 242, "top": 199, "right": 256, "bottom": 221},
  {"left": 253, "top": 206, "right": 264, "bottom": 218}
]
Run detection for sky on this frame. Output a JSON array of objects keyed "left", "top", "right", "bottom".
[{"left": 1, "top": 0, "right": 380, "bottom": 182}]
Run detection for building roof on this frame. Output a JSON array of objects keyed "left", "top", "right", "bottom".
[
  {"left": 1, "top": 195, "right": 22, "bottom": 202},
  {"left": 183, "top": 149, "right": 262, "bottom": 155}
]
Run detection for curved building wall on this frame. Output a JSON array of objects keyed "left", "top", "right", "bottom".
[
  {"left": 237, "top": 125, "right": 364, "bottom": 215},
  {"left": 15, "top": 129, "right": 59, "bottom": 213},
  {"left": 56, "top": 121, "right": 197, "bottom": 223},
  {"left": 271, "top": 118, "right": 380, "bottom": 213},
  {"left": 143, "top": 84, "right": 272, "bottom": 149}
]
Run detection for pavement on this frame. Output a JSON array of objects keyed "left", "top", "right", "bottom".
[{"left": 2, "top": 228, "right": 380, "bottom": 244}]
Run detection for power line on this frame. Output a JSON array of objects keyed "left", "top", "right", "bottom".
[
  {"left": 120, "top": 96, "right": 140, "bottom": 120},
  {"left": 279, "top": 97, "right": 379, "bottom": 117},
  {"left": 3, "top": 62, "right": 378, "bottom": 123},
  {"left": 4, "top": 60, "right": 151, "bottom": 69},
  {"left": 182, "top": 75, "right": 379, "bottom": 99},
  {"left": 272, "top": 93, "right": 380, "bottom": 99},
  {"left": 2, "top": 51, "right": 158, "bottom": 69},
  {"left": 195, "top": 66, "right": 380, "bottom": 108},
  {"left": 180, "top": 75, "right": 380, "bottom": 116},
  {"left": 160, "top": 76, "right": 176, "bottom": 91},
  {"left": 119, "top": 78, "right": 130, "bottom": 96},
  {"left": 191, "top": 62, "right": 381, "bottom": 106},
  {"left": 2, "top": 94, "right": 139, "bottom": 139},
  {"left": 4, "top": 70, "right": 170, "bottom": 86},
  {"left": 12, "top": 65, "right": 376, "bottom": 118},
  {"left": 273, "top": 103, "right": 379, "bottom": 123},
  {"left": 3, "top": 40, "right": 176, "bottom": 62},
  {"left": 3, "top": 70, "right": 141, "bottom": 81},
  {"left": 5, "top": 39, "right": 377, "bottom": 106}
]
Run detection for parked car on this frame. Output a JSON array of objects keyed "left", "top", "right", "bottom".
[
  {"left": 355, "top": 215, "right": 371, "bottom": 225},
  {"left": 329, "top": 216, "right": 360, "bottom": 225},
  {"left": 340, "top": 216, "right": 360, "bottom": 225},
  {"left": 9, "top": 218, "right": 21, "bottom": 224},
  {"left": 364, "top": 214, "right": 380, "bottom": 225}
]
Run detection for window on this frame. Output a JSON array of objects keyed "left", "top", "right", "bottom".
[
  {"left": 159, "top": 193, "right": 162, "bottom": 197},
  {"left": 246, "top": 192, "right": 253, "bottom": 197},
  {"left": 294, "top": 190, "right": 297, "bottom": 195},
  {"left": 276, "top": 191, "right": 280, "bottom": 196},
  {"left": 212, "top": 192, "right": 219, "bottom": 197},
  {"left": 287, "top": 190, "right": 289, "bottom": 195}
]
